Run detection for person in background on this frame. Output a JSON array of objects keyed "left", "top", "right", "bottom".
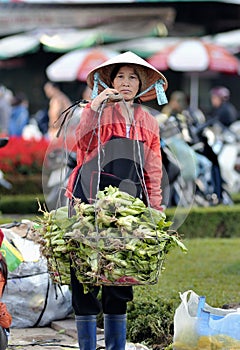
[
  {"left": 66, "top": 51, "right": 168, "bottom": 350},
  {"left": 8, "top": 93, "right": 29, "bottom": 137},
  {"left": 162, "top": 90, "right": 211, "bottom": 148},
  {"left": 0, "top": 86, "right": 12, "bottom": 136},
  {"left": 43, "top": 81, "right": 72, "bottom": 140},
  {"left": 209, "top": 86, "right": 239, "bottom": 127},
  {"left": 34, "top": 108, "right": 49, "bottom": 137}
]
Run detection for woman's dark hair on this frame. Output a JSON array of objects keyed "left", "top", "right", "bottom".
[{"left": 110, "top": 64, "right": 142, "bottom": 101}]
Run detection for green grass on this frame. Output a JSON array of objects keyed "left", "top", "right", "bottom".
[
  {"left": 127, "top": 237, "right": 240, "bottom": 348},
  {"left": 0, "top": 214, "right": 41, "bottom": 225},
  {"left": 134, "top": 237, "right": 240, "bottom": 307}
]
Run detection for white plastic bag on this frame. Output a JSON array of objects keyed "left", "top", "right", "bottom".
[
  {"left": 1, "top": 227, "right": 72, "bottom": 328},
  {"left": 3, "top": 265, "right": 72, "bottom": 328},
  {"left": 173, "top": 290, "right": 240, "bottom": 350}
]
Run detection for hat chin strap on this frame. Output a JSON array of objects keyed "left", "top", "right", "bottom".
[
  {"left": 91, "top": 73, "right": 168, "bottom": 106},
  {"left": 135, "top": 79, "right": 168, "bottom": 106},
  {"left": 91, "top": 72, "right": 108, "bottom": 99}
]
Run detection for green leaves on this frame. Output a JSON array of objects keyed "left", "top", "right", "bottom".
[{"left": 35, "top": 186, "right": 187, "bottom": 289}]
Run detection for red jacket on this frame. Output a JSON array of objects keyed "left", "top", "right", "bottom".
[
  {"left": 0, "top": 271, "right": 12, "bottom": 329},
  {"left": 0, "top": 302, "right": 12, "bottom": 329},
  {"left": 67, "top": 102, "right": 163, "bottom": 210}
]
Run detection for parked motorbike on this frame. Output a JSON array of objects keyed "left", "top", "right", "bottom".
[
  {"left": 43, "top": 148, "right": 76, "bottom": 211},
  {"left": 159, "top": 114, "right": 233, "bottom": 208},
  {"left": 161, "top": 139, "right": 180, "bottom": 207},
  {"left": 161, "top": 138, "right": 202, "bottom": 208},
  {"left": 206, "top": 120, "right": 240, "bottom": 195},
  {"left": 230, "top": 121, "right": 240, "bottom": 178},
  {"left": 159, "top": 117, "right": 200, "bottom": 208},
  {"left": 193, "top": 118, "right": 237, "bottom": 203},
  {"left": 193, "top": 141, "right": 233, "bottom": 206}
]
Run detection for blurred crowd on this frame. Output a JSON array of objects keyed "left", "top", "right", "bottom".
[
  {"left": 0, "top": 86, "right": 31, "bottom": 139},
  {"left": 0, "top": 81, "right": 74, "bottom": 141},
  {"left": 0, "top": 81, "right": 239, "bottom": 141}
]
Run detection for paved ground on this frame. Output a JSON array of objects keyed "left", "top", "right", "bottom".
[
  {"left": 8, "top": 316, "right": 80, "bottom": 350},
  {"left": 8, "top": 315, "right": 106, "bottom": 350},
  {"left": 8, "top": 315, "right": 107, "bottom": 350},
  {"left": 8, "top": 316, "right": 148, "bottom": 350}
]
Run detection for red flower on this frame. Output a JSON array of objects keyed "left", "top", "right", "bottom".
[{"left": 0, "top": 136, "right": 50, "bottom": 175}]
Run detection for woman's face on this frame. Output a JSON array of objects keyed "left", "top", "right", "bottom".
[{"left": 112, "top": 65, "right": 140, "bottom": 101}]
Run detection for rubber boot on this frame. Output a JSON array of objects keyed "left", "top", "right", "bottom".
[
  {"left": 104, "top": 314, "right": 127, "bottom": 350},
  {"left": 75, "top": 315, "right": 97, "bottom": 350}
]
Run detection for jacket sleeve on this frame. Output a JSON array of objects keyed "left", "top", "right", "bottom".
[
  {"left": 143, "top": 119, "right": 163, "bottom": 211},
  {"left": 0, "top": 302, "right": 12, "bottom": 329}
]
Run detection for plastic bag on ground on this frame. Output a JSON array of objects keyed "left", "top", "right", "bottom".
[
  {"left": 173, "top": 290, "right": 240, "bottom": 350},
  {"left": 0, "top": 226, "right": 72, "bottom": 328}
]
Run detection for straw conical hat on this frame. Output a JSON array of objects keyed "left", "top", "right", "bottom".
[{"left": 87, "top": 51, "right": 168, "bottom": 102}]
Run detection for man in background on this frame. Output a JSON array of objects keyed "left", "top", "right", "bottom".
[
  {"left": 44, "top": 82, "right": 72, "bottom": 140},
  {"left": 209, "top": 86, "right": 239, "bottom": 127}
]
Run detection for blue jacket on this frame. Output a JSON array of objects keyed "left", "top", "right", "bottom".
[{"left": 8, "top": 105, "right": 29, "bottom": 136}]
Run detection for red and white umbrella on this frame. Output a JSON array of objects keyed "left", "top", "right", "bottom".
[
  {"left": 205, "top": 29, "right": 240, "bottom": 54},
  {"left": 46, "top": 47, "right": 120, "bottom": 82},
  {"left": 147, "top": 39, "right": 240, "bottom": 109}
]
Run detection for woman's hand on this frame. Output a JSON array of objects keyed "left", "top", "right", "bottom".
[{"left": 91, "top": 88, "right": 120, "bottom": 111}]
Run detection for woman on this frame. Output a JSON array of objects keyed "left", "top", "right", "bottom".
[{"left": 66, "top": 51, "right": 168, "bottom": 350}]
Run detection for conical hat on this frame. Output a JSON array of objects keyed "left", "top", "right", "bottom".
[{"left": 87, "top": 51, "right": 168, "bottom": 102}]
